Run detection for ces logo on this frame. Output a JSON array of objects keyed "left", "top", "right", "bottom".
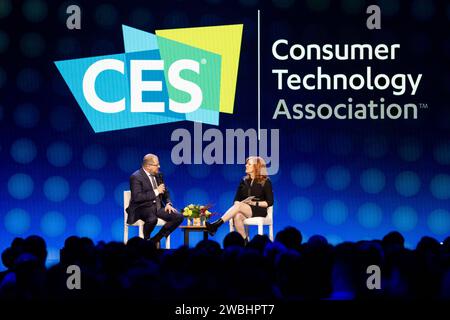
[
  {"left": 55, "top": 24, "right": 243, "bottom": 132},
  {"left": 82, "top": 57, "right": 202, "bottom": 114}
]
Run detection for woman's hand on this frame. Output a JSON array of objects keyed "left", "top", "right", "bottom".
[{"left": 250, "top": 201, "right": 268, "bottom": 208}]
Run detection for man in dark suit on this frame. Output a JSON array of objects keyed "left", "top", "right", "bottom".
[{"left": 126, "top": 154, "right": 183, "bottom": 244}]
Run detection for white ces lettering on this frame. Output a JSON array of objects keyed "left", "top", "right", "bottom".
[{"left": 82, "top": 59, "right": 202, "bottom": 114}]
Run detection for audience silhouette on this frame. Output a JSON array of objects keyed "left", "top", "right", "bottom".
[{"left": 0, "top": 229, "right": 449, "bottom": 301}]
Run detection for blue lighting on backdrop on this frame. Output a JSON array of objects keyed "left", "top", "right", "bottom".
[
  {"left": 46, "top": 142, "right": 73, "bottom": 167},
  {"left": 82, "top": 145, "right": 107, "bottom": 170},
  {"left": 43, "top": 176, "right": 70, "bottom": 202},
  {"left": 117, "top": 147, "right": 141, "bottom": 173},
  {"left": 398, "top": 138, "right": 423, "bottom": 162},
  {"left": 7, "top": 174, "right": 34, "bottom": 200},
  {"left": 395, "top": 171, "right": 421, "bottom": 197},
  {"left": 76, "top": 214, "right": 102, "bottom": 238},
  {"left": 325, "top": 165, "right": 351, "bottom": 191},
  {"left": 10, "top": 138, "right": 37, "bottom": 164},
  {"left": 79, "top": 179, "right": 105, "bottom": 205},
  {"left": 291, "top": 163, "right": 316, "bottom": 189},
  {"left": 13, "top": 103, "right": 39, "bottom": 128},
  {"left": 364, "top": 135, "right": 388, "bottom": 159},
  {"left": 392, "top": 206, "right": 418, "bottom": 232},
  {"left": 434, "top": 142, "right": 450, "bottom": 165},
  {"left": 40, "top": 211, "right": 66, "bottom": 238},
  {"left": 360, "top": 168, "right": 385, "bottom": 194},
  {"left": 4, "top": 209, "right": 31, "bottom": 235},
  {"left": 427, "top": 209, "right": 450, "bottom": 235},
  {"left": 430, "top": 174, "right": 450, "bottom": 200},
  {"left": 50, "top": 105, "right": 75, "bottom": 132},
  {"left": 357, "top": 203, "right": 383, "bottom": 229},
  {"left": 288, "top": 197, "right": 314, "bottom": 223},
  {"left": 323, "top": 200, "right": 348, "bottom": 226},
  {"left": 183, "top": 188, "right": 210, "bottom": 207},
  {"left": 16, "top": 68, "right": 42, "bottom": 92}
]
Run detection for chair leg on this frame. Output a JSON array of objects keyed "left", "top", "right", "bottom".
[
  {"left": 124, "top": 224, "right": 128, "bottom": 244},
  {"left": 258, "top": 223, "right": 263, "bottom": 235},
  {"left": 166, "top": 234, "right": 171, "bottom": 249},
  {"left": 269, "top": 224, "right": 274, "bottom": 242},
  {"left": 229, "top": 220, "right": 234, "bottom": 232},
  {"left": 138, "top": 225, "right": 144, "bottom": 239}
]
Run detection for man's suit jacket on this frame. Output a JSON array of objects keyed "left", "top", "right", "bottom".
[{"left": 126, "top": 168, "right": 172, "bottom": 224}]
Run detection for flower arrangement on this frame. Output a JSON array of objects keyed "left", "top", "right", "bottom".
[{"left": 182, "top": 204, "right": 214, "bottom": 226}]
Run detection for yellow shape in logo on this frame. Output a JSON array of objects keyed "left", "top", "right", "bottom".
[{"left": 156, "top": 24, "right": 243, "bottom": 114}]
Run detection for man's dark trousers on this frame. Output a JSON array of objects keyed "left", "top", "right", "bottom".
[{"left": 135, "top": 206, "right": 183, "bottom": 240}]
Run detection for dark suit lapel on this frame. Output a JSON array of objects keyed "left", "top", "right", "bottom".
[{"left": 138, "top": 168, "right": 152, "bottom": 189}]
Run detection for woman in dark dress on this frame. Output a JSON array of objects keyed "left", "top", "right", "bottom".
[{"left": 206, "top": 156, "right": 274, "bottom": 240}]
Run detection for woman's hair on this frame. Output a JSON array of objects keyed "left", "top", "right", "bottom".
[{"left": 245, "top": 156, "right": 268, "bottom": 184}]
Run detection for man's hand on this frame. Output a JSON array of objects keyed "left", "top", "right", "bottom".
[
  {"left": 165, "top": 203, "right": 176, "bottom": 213},
  {"left": 157, "top": 184, "right": 165, "bottom": 194}
]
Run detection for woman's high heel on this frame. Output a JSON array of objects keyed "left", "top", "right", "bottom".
[{"left": 205, "top": 218, "right": 224, "bottom": 236}]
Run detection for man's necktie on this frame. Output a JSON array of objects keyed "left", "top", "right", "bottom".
[
  {"left": 149, "top": 174, "right": 156, "bottom": 189},
  {"left": 150, "top": 174, "right": 162, "bottom": 210}
]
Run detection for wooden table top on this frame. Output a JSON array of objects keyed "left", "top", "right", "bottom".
[{"left": 179, "top": 225, "right": 207, "bottom": 230}]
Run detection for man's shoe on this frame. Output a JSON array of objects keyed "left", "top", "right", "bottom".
[
  {"left": 149, "top": 238, "right": 161, "bottom": 249},
  {"left": 150, "top": 228, "right": 167, "bottom": 244}
]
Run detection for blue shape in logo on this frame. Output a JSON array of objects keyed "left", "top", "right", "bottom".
[
  {"left": 122, "top": 25, "right": 159, "bottom": 52},
  {"left": 54, "top": 25, "right": 221, "bottom": 132}
]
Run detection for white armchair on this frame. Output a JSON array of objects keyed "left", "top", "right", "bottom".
[
  {"left": 123, "top": 190, "right": 171, "bottom": 248},
  {"left": 229, "top": 205, "right": 274, "bottom": 241}
]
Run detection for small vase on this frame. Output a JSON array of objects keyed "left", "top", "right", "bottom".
[{"left": 193, "top": 217, "right": 201, "bottom": 226}]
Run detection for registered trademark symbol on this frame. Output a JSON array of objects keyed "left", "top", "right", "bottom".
[{"left": 201, "top": 58, "right": 207, "bottom": 64}]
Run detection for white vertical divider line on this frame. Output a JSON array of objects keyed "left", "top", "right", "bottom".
[{"left": 257, "top": 9, "right": 261, "bottom": 141}]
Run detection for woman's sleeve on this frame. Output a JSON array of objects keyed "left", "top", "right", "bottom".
[
  {"left": 263, "top": 179, "right": 274, "bottom": 207},
  {"left": 233, "top": 179, "right": 245, "bottom": 202}
]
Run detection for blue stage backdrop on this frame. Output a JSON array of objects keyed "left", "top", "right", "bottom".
[{"left": 1, "top": 0, "right": 450, "bottom": 267}]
